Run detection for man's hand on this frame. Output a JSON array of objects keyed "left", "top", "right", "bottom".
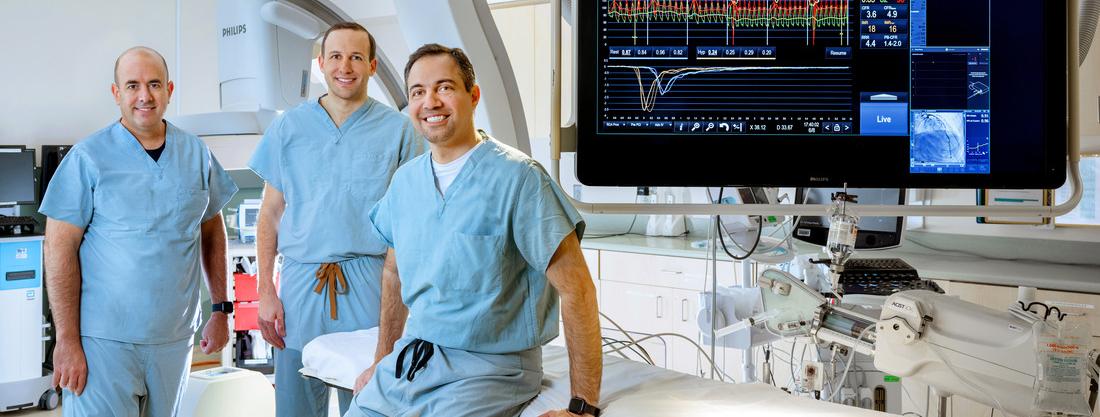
[
  {"left": 258, "top": 292, "right": 286, "bottom": 350},
  {"left": 200, "top": 312, "right": 230, "bottom": 354},
  {"left": 353, "top": 364, "right": 377, "bottom": 394},
  {"left": 52, "top": 338, "right": 88, "bottom": 395},
  {"left": 538, "top": 410, "right": 582, "bottom": 417}
]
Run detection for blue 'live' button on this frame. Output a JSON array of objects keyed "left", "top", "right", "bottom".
[{"left": 860, "top": 103, "right": 908, "bottom": 135}]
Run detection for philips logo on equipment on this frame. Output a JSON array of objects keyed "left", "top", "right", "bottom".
[{"left": 222, "top": 24, "right": 246, "bottom": 38}]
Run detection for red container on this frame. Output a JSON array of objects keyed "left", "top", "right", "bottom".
[
  {"left": 234, "top": 273, "right": 259, "bottom": 302},
  {"left": 234, "top": 301, "right": 259, "bottom": 331}
]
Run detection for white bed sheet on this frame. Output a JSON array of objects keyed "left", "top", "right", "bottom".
[
  {"left": 301, "top": 329, "right": 891, "bottom": 417},
  {"left": 300, "top": 327, "right": 379, "bottom": 389}
]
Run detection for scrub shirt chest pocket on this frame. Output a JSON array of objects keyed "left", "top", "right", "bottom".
[
  {"left": 169, "top": 160, "right": 212, "bottom": 230},
  {"left": 444, "top": 232, "right": 507, "bottom": 293},
  {"left": 345, "top": 151, "right": 396, "bottom": 198},
  {"left": 177, "top": 185, "right": 210, "bottom": 229},
  {"left": 93, "top": 172, "right": 161, "bottom": 227}
]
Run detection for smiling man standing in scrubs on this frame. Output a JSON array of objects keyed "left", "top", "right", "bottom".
[
  {"left": 346, "top": 44, "right": 603, "bottom": 417},
  {"left": 39, "top": 46, "right": 238, "bottom": 417},
  {"left": 248, "top": 22, "right": 422, "bottom": 417}
]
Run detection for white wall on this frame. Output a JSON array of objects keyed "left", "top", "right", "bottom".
[
  {"left": 489, "top": 3, "right": 574, "bottom": 142},
  {"left": 0, "top": 0, "right": 225, "bottom": 158}
]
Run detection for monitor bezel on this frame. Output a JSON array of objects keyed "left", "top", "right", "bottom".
[
  {"left": 575, "top": 0, "right": 1068, "bottom": 189},
  {"left": 0, "top": 146, "right": 39, "bottom": 207}
]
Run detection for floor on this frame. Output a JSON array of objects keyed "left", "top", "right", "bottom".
[
  {"left": 4, "top": 406, "right": 59, "bottom": 417},
  {"left": 8, "top": 346, "right": 341, "bottom": 416},
  {"left": 6, "top": 389, "right": 341, "bottom": 417},
  {"left": 7, "top": 397, "right": 341, "bottom": 417}
]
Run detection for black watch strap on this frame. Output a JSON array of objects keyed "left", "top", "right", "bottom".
[
  {"left": 212, "top": 301, "right": 233, "bottom": 314},
  {"left": 568, "top": 397, "right": 600, "bottom": 417}
]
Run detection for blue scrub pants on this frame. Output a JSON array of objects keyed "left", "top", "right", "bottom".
[
  {"left": 62, "top": 336, "right": 192, "bottom": 417},
  {"left": 344, "top": 336, "right": 543, "bottom": 417},
  {"left": 275, "top": 348, "right": 352, "bottom": 416},
  {"left": 277, "top": 255, "right": 384, "bottom": 417}
]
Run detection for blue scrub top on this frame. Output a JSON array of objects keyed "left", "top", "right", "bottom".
[
  {"left": 369, "top": 134, "right": 585, "bottom": 354},
  {"left": 39, "top": 121, "right": 238, "bottom": 344},
  {"left": 249, "top": 97, "right": 422, "bottom": 263}
]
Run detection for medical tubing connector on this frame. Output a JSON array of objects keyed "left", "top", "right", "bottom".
[{"left": 713, "top": 310, "right": 779, "bottom": 339}]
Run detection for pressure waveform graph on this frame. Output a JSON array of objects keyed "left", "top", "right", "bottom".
[
  {"left": 606, "top": 0, "right": 853, "bottom": 46},
  {"left": 606, "top": 64, "right": 852, "bottom": 113}
]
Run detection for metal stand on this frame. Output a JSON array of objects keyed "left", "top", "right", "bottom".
[
  {"left": 741, "top": 259, "right": 755, "bottom": 383},
  {"left": 931, "top": 388, "right": 949, "bottom": 417}
]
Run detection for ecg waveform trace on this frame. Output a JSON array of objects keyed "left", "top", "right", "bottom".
[
  {"left": 608, "top": 0, "right": 851, "bottom": 46},
  {"left": 609, "top": 64, "right": 849, "bottom": 112}
]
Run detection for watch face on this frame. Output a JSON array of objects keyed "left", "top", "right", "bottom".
[
  {"left": 568, "top": 398, "right": 584, "bottom": 413},
  {"left": 568, "top": 398, "right": 598, "bottom": 416}
]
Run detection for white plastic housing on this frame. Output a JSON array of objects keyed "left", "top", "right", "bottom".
[
  {"left": 217, "top": 0, "right": 313, "bottom": 112},
  {"left": 874, "top": 290, "right": 1037, "bottom": 416}
]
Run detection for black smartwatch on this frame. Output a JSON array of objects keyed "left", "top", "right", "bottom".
[
  {"left": 211, "top": 301, "right": 234, "bottom": 314},
  {"left": 567, "top": 397, "right": 600, "bottom": 417}
]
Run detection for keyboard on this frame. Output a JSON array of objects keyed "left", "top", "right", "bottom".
[
  {"left": 837, "top": 258, "right": 944, "bottom": 296},
  {"left": 0, "top": 216, "right": 37, "bottom": 236}
]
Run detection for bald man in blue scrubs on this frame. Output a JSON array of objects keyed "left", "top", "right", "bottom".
[
  {"left": 346, "top": 44, "right": 603, "bottom": 417},
  {"left": 248, "top": 22, "right": 422, "bottom": 417},
  {"left": 40, "top": 46, "right": 238, "bottom": 417}
]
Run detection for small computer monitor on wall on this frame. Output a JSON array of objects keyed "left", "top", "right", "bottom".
[
  {"left": 0, "top": 147, "right": 38, "bottom": 207},
  {"left": 793, "top": 188, "right": 906, "bottom": 250}
]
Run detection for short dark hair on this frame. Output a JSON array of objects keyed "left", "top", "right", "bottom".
[
  {"left": 404, "top": 44, "right": 477, "bottom": 92},
  {"left": 114, "top": 46, "right": 169, "bottom": 85},
  {"left": 321, "top": 22, "right": 376, "bottom": 61}
]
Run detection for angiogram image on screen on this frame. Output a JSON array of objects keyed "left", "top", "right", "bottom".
[{"left": 910, "top": 111, "right": 965, "bottom": 166}]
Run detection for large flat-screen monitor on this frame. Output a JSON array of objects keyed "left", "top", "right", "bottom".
[
  {"left": 794, "top": 188, "right": 905, "bottom": 249},
  {"left": 577, "top": 0, "right": 1068, "bottom": 188},
  {"left": 0, "top": 148, "right": 37, "bottom": 206}
]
